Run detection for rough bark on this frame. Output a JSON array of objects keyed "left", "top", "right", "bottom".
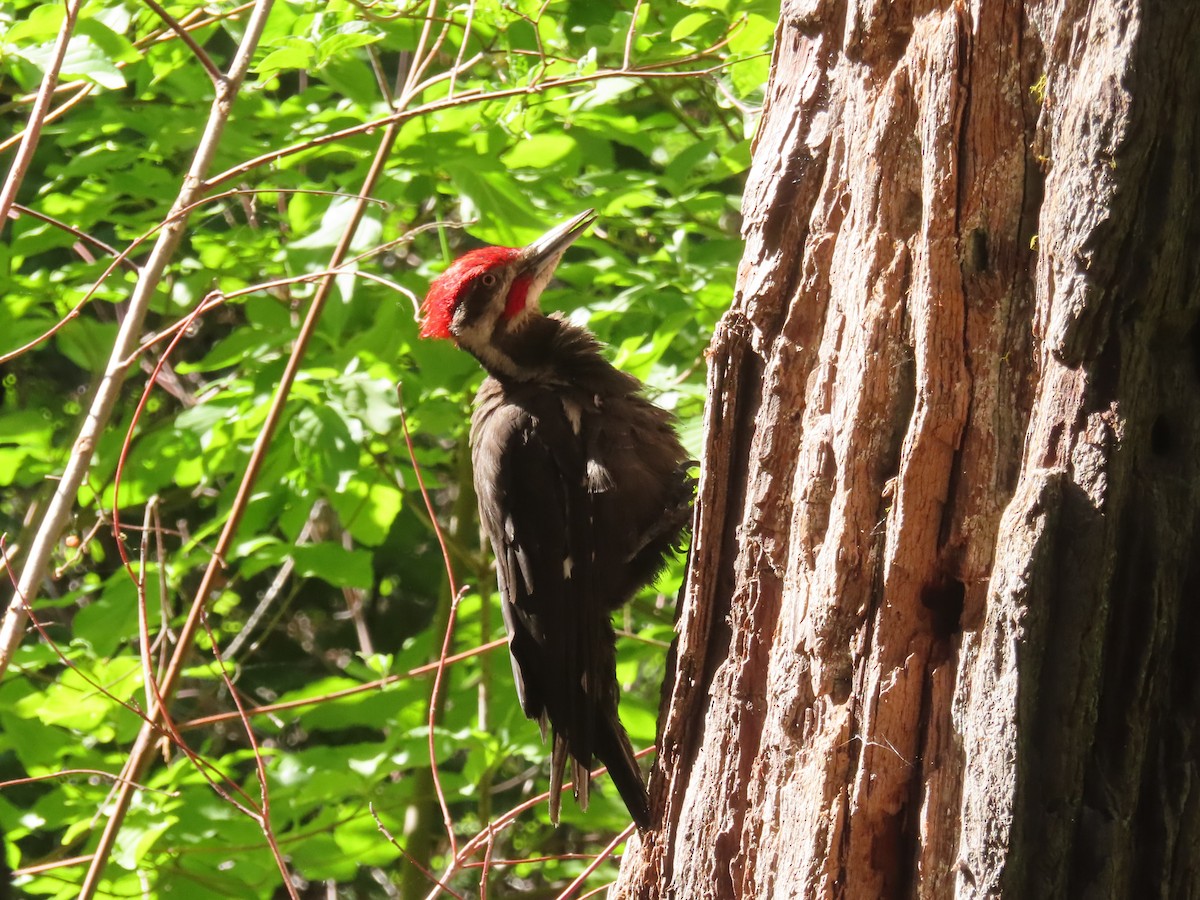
[{"left": 614, "top": 1, "right": 1200, "bottom": 897}]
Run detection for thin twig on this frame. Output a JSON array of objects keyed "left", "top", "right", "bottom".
[
  {"left": 179, "top": 637, "right": 509, "bottom": 730},
  {"left": 400, "top": 0, "right": 439, "bottom": 101},
  {"left": 141, "top": 0, "right": 223, "bottom": 82},
  {"left": 146, "top": 1, "right": 256, "bottom": 45},
  {"left": 12, "top": 855, "right": 96, "bottom": 878},
  {"left": 0, "top": 0, "right": 84, "bottom": 229},
  {"left": 623, "top": 0, "right": 645, "bottom": 70},
  {"left": 195, "top": 601, "right": 300, "bottom": 899},
  {"left": 398, "top": 385, "right": 465, "bottom": 860},
  {"left": 0, "top": 83, "right": 93, "bottom": 155},
  {"left": 370, "top": 804, "right": 468, "bottom": 900},
  {"left": 136, "top": 498, "right": 159, "bottom": 717},
  {"left": 70, "top": 2, "right": 282, "bottom": 894},
  {"left": 6, "top": 204, "right": 141, "bottom": 273},
  {"left": 422, "top": 748, "right": 654, "bottom": 900},
  {"left": 80, "top": 81, "right": 407, "bottom": 900},
  {"left": 150, "top": 500, "right": 175, "bottom": 654},
  {"left": 577, "top": 882, "right": 618, "bottom": 899},
  {"left": 204, "top": 57, "right": 738, "bottom": 193},
  {"left": 463, "top": 852, "right": 606, "bottom": 868},
  {"left": 479, "top": 824, "right": 496, "bottom": 900},
  {"left": 0, "top": 187, "right": 381, "bottom": 368},
  {"left": 0, "top": 769, "right": 177, "bottom": 798},
  {"left": 448, "top": 0, "right": 478, "bottom": 98},
  {"left": 554, "top": 824, "right": 635, "bottom": 900}
]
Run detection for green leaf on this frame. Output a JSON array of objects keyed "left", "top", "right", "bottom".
[
  {"left": 77, "top": 18, "right": 141, "bottom": 67},
  {"left": 55, "top": 318, "right": 119, "bottom": 372},
  {"left": 730, "top": 12, "right": 777, "bottom": 56},
  {"left": 501, "top": 133, "right": 578, "bottom": 169},
  {"left": 290, "top": 404, "right": 359, "bottom": 487},
  {"left": 12, "top": 657, "right": 142, "bottom": 733},
  {"left": 291, "top": 541, "right": 374, "bottom": 590},
  {"left": 330, "top": 475, "right": 402, "bottom": 547},
  {"left": 4, "top": 3, "right": 65, "bottom": 42},
  {"left": 317, "top": 29, "right": 384, "bottom": 68},
  {"left": 73, "top": 573, "right": 161, "bottom": 658},
  {"left": 731, "top": 51, "right": 771, "bottom": 97},
  {"left": 289, "top": 832, "right": 358, "bottom": 881},
  {"left": 113, "top": 813, "right": 179, "bottom": 870},
  {"left": 19, "top": 34, "right": 127, "bottom": 89},
  {"left": 290, "top": 197, "right": 383, "bottom": 253},
  {"left": 254, "top": 39, "right": 316, "bottom": 78},
  {"left": 178, "top": 324, "right": 286, "bottom": 373},
  {"left": 671, "top": 12, "right": 714, "bottom": 41}
]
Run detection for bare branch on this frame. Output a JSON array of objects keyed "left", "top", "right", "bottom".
[
  {"left": 50, "top": 1, "right": 284, "bottom": 893},
  {"left": 141, "top": 0, "right": 223, "bottom": 82},
  {"left": 0, "top": 0, "right": 85, "bottom": 229}
]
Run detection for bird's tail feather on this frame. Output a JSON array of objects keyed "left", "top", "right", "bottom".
[
  {"left": 549, "top": 734, "right": 567, "bottom": 826},
  {"left": 550, "top": 732, "right": 599, "bottom": 822},
  {"left": 593, "top": 716, "right": 651, "bottom": 829},
  {"left": 572, "top": 757, "right": 590, "bottom": 811},
  {"left": 550, "top": 721, "right": 650, "bottom": 828}
]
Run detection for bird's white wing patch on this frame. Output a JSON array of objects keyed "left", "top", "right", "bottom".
[{"left": 585, "top": 458, "right": 614, "bottom": 492}]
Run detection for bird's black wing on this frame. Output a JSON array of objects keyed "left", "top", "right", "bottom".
[{"left": 471, "top": 384, "right": 649, "bottom": 827}]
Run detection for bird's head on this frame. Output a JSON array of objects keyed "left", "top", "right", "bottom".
[{"left": 420, "top": 210, "right": 596, "bottom": 362}]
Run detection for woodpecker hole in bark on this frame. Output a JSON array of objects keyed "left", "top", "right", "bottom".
[
  {"left": 964, "top": 227, "right": 990, "bottom": 274},
  {"left": 920, "top": 576, "right": 966, "bottom": 640}
]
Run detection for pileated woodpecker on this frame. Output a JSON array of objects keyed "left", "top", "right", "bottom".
[{"left": 419, "top": 210, "right": 691, "bottom": 828}]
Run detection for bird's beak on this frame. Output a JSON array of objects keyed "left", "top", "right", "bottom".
[{"left": 518, "top": 209, "right": 597, "bottom": 277}]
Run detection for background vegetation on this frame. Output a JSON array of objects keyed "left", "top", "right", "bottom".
[{"left": 0, "top": 0, "right": 774, "bottom": 896}]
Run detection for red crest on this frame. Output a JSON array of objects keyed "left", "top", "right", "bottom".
[{"left": 419, "top": 246, "right": 520, "bottom": 339}]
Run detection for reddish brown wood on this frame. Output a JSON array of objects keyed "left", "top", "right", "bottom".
[{"left": 614, "top": 2, "right": 1200, "bottom": 897}]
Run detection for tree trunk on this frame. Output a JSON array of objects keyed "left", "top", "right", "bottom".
[{"left": 615, "top": 1, "right": 1200, "bottom": 897}]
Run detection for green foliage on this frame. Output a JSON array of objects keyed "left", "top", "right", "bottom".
[{"left": 0, "top": 0, "right": 776, "bottom": 896}]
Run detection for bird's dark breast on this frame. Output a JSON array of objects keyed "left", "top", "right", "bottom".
[{"left": 471, "top": 376, "right": 688, "bottom": 603}]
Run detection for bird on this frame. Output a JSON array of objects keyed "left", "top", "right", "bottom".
[{"left": 419, "top": 209, "right": 693, "bottom": 828}]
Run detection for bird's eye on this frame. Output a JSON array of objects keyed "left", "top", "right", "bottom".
[{"left": 481, "top": 272, "right": 498, "bottom": 287}]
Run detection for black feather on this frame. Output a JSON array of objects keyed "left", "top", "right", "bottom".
[{"left": 470, "top": 316, "right": 690, "bottom": 829}]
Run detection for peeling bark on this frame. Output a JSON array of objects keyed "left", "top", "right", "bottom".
[{"left": 614, "top": 2, "right": 1200, "bottom": 897}]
